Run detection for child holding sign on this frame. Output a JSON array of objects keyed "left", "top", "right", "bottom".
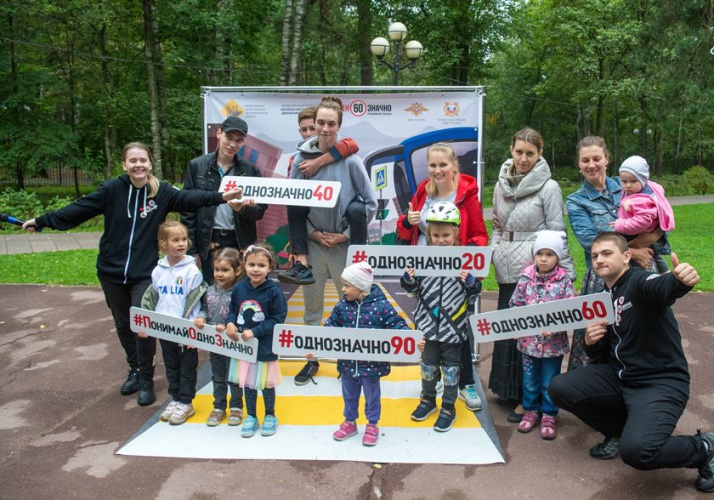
[
  {"left": 509, "top": 230, "right": 576, "bottom": 439},
  {"left": 326, "top": 261, "right": 411, "bottom": 446},
  {"left": 139, "top": 221, "right": 206, "bottom": 425},
  {"left": 401, "top": 202, "right": 482, "bottom": 432},
  {"left": 194, "top": 247, "right": 245, "bottom": 427},
  {"left": 226, "top": 244, "right": 287, "bottom": 438}
]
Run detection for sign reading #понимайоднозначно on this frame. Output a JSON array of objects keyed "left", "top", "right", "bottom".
[
  {"left": 130, "top": 307, "right": 258, "bottom": 362},
  {"left": 272, "top": 324, "right": 423, "bottom": 363},
  {"left": 470, "top": 292, "right": 615, "bottom": 344},
  {"left": 219, "top": 176, "right": 341, "bottom": 208},
  {"left": 345, "top": 244, "right": 493, "bottom": 278}
]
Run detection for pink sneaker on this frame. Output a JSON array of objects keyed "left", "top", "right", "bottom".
[
  {"left": 517, "top": 410, "right": 540, "bottom": 433},
  {"left": 333, "top": 421, "right": 358, "bottom": 441},
  {"left": 362, "top": 424, "right": 379, "bottom": 446},
  {"left": 540, "top": 415, "right": 557, "bottom": 440}
]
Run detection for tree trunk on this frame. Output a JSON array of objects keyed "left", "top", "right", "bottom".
[
  {"left": 288, "top": 0, "right": 307, "bottom": 86},
  {"left": 143, "top": 0, "right": 163, "bottom": 179},
  {"left": 8, "top": 13, "right": 24, "bottom": 189},
  {"left": 357, "top": 0, "right": 373, "bottom": 86},
  {"left": 279, "top": 0, "right": 294, "bottom": 86},
  {"left": 99, "top": 23, "right": 114, "bottom": 180}
]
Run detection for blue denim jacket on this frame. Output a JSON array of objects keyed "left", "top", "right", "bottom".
[{"left": 566, "top": 177, "right": 621, "bottom": 267}]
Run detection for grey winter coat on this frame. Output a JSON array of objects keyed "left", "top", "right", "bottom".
[{"left": 489, "top": 157, "right": 575, "bottom": 284}]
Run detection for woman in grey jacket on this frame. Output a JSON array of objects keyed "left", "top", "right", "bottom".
[{"left": 487, "top": 128, "right": 575, "bottom": 422}]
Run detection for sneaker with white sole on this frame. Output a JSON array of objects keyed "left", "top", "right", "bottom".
[
  {"left": 168, "top": 403, "right": 195, "bottom": 425},
  {"left": 241, "top": 415, "right": 260, "bottom": 438},
  {"left": 362, "top": 424, "right": 379, "bottom": 446},
  {"left": 206, "top": 409, "right": 226, "bottom": 427},
  {"left": 333, "top": 420, "right": 358, "bottom": 441},
  {"left": 160, "top": 401, "right": 179, "bottom": 422},
  {"left": 227, "top": 408, "right": 244, "bottom": 426},
  {"left": 434, "top": 408, "right": 456, "bottom": 432},
  {"left": 260, "top": 415, "right": 279, "bottom": 436},
  {"left": 458, "top": 384, "right": 483, "bottom": 411},
  {"left": 411, "top": 399, "right": 437, "bottom": 421}
]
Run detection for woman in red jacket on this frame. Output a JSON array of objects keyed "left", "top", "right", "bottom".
[{"left": 396, "top": 142, "right": 488, "bottom": 411}]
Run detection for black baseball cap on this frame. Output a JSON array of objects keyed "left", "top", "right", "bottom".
[{"left": 220, "top": 116, "right": 248, "bottom": 136}]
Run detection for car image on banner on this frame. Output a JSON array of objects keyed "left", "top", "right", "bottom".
[{"left": 201, "top": 89, "right": 485, "bottom": 262}]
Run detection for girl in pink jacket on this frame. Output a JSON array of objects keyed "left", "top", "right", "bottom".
[{"left": 613, "top": 156, "right": 674, "bottom": 273}]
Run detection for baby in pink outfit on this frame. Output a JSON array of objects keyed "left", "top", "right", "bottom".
[{"left": 613, "top": 155, "right": 674, "bottom": 272}]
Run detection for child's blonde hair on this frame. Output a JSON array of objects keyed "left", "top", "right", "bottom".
[
  {"left": 213, "top": 247, "right": 243, "bottom": 280},
  {"left": 157, "top": 221, "right": 190, "bottom": 253},
  {"left": 243, "top": 241, "right": 277, "bottom": 270},
  {"left": 426, "top": 221, "right": 460, "bottom": 245}
]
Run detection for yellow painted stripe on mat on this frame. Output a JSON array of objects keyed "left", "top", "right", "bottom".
[
  {"left": 185, "top": 360, "right": 479, "bottom": 429},
  {"left": 188, "top": 393, "right": 478, "bottom": 429}
]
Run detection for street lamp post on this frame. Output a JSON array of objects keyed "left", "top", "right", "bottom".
[{"left": 370, "top": 22, "right": 424, "bottom": 85}]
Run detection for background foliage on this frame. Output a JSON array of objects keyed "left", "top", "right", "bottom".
[{"left": 1, "top": 0, "right": 712, "bottom": 192}]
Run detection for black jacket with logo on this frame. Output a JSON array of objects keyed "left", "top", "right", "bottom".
[
  {"left": 36, "top": 174, "right": 225, "bottom": 284},
  {"left": 584, "top": 268, "right": 693, "bottom": 385}
]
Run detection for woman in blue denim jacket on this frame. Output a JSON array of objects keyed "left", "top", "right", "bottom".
[{"left": 566, "top": 136, "right": 660, "bottom": 369}]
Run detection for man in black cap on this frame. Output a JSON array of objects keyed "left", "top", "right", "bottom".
[{"left": 181, "top": 115, "right": 267, "bottom": 283}]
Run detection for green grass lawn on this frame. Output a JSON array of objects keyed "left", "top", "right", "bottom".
[{"left": 1, "top": 204, "right": 712, "bottom": 291}]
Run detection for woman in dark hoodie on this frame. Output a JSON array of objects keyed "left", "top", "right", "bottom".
[{"left": 23, "top": 142, "right": 242, "bottom": 406}]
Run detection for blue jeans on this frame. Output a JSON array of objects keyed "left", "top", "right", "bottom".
[{"left": 522, "top": 354, "right": 562, "bottom": 416}]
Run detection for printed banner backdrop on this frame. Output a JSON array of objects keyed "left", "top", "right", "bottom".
[{"left": 201, "top": 88, "right": 484, "bottom": 263}]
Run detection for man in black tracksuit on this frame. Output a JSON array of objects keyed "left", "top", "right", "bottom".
[
  {"left": 181, "top": 116, "right": 267, "bottom": 283},
  {"left": 549, "top": 232, "right": 714, "bottom": 493}
]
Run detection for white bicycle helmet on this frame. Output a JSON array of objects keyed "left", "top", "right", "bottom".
[{"left": 426, "top": 201, "right": 461, "bottom": 226}]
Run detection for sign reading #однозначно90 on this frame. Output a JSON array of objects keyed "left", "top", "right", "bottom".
[{"left": 272, "top": 324, "right": 423, "bottom": 362}]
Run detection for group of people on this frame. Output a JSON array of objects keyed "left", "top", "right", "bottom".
[{"left": 21, "top": 104, "right": 713, "bottom": 491}]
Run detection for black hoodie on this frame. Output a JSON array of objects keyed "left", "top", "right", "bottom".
[
  {"left": 36, "top": 174, "right": 225, "bottom": 284},
  {"left": 584, "top": 268, "right": 693, "bottom": 385}
]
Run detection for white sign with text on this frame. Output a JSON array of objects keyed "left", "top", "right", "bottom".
[
  {"left": 469, "top": 293, "right": 615, "bottom": 344},
  {"left": 219, "top": 176, "right": 341, "bottom": 207},
  {"left": 272, "top": 324, "right": 423, "bottom": 362},
  {"left": 130, "top": 307, "right": 258, "bottom": 362},
  {"left": 345, "top": 244, "right": 493, "bottom": 278}
]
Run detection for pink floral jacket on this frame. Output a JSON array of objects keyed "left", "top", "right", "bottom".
[{"left": 509, "top": 264, "right": 576, "bottom": 358}]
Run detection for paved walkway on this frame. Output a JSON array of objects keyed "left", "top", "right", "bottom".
[{"left": 2, "top": 195, "right": 713, "bottom": 256}]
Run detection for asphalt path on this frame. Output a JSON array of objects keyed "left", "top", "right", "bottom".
[{"left": 1, "top": 284, "right": 712, "bottom": 499}]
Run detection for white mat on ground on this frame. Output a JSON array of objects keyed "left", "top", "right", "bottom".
[{"left": 117, "top": 362, "right": 504, "bottom": 465}]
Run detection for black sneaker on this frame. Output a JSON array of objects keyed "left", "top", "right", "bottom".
[
  {"left": 294, "top": 361, "right": 319, "bottom": 386},
  {"left": 589, "top": 437, "right": 620, "bottom": 460},
  {"left": 137, "top": 379, "right": 156, "bottom": 406},
  {"left": 434, "top": 408, "right": 456, "bottom": 432},
  {"left": 696, "top": 431, "right": 714, "bottom": 492},
  {"left": 411, "top": 399, "right": 437, "bottom": 421},
  {"left": 278, "top": 262, "right": 315, "bottom": 285},
  {"left": 120, "top": 369, "right": 140, "bottom": 395}
]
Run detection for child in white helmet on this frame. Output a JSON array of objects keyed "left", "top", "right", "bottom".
[{"left": 401, "top": 201, "right": 482, "bottom": 432}]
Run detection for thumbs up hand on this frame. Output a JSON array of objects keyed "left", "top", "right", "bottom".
[
  {"left": 407, "top": 202, "right": 420, "bottom": 225},
  {"left": 671, "top": 252, "right": 700, "bottom": 287}
]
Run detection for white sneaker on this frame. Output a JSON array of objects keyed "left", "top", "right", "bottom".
[
  {"left": 168, "top": 403, "right": 195, "bottom": 425},
  {"left": 160, "top": 401, "right": 179, "bottom": 421},
  {"left": 458, "top": 384, "right": 483, "bottom": 411}
]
